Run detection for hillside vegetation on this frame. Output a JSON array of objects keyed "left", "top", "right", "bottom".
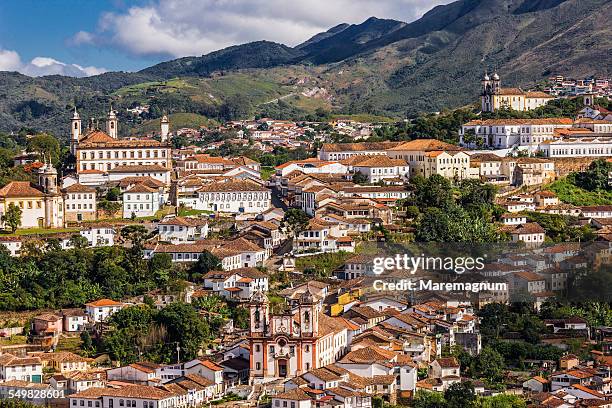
[{"left": 0, "top": 0, "right": 609, "bottom": 137}]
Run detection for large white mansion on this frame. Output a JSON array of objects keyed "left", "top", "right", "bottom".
[{"left": 69, "top": 108, "right": 172, "bottom": 186}]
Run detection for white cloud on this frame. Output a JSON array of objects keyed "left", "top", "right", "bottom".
[
  {"left": 0, "top": 49, "right": 107, "bottom": 77},
  {"left": 68, "top": 31, "right": 96, "bottom": 46},
  {"left": 76, "top": 0, "right": 452, "bottom": 58},
  {"left": 0, "top": 49, "right": 22, "bottom": 71}
]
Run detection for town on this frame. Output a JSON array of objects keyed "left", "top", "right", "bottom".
[{"left": 0, "top": 66, "right": 610, "bottom": 408}]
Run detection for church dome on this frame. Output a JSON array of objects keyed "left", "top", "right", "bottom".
[
  {"left": 492, "top": 72, "right": 500, "bottom": 80},
  {"left": 483, "top": 73, "right": 490, "bottom": 81}
]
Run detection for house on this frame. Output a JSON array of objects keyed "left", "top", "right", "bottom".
[
  {"left": 318, "top": 142, "right": 402, "bottom": 161},
  {"left": 272, "top": 388, "right": 313, "bottom": 408},
  {"left": 551, "top": 369, "right": 594, "bottom": 391},
  {"left": 535, "top": 191, "right": 560, "bottom": 208},
  {"left": 504, "top": 223, "right": 546, "bottom": 246},
  {"left": 275, "top": 158, "right": 348, "bottom": 177},
  {"left": 85, "top": 298, "right": 126, "bottom": 323},
  {"left": 560, "top": 354, "right": 580, "bottom": 370},
  {"left": 184, "top": 359, "right": 225, "bottom": 398},
  {"left": 293, "top": 218, "right": 354, "bottom": 254},
  {"left": 508, "top": 271, "right": 547, "bottom": 297},
  {"left": 79, "top": 226, "right": 116, "bottom": 247},
  {"left": 0, "top": 354, "right": 43, "bottom": 383},
  {"left": 523, "top": 376, "right": 550, "bottom": 393},
  {"left": 62, "top": 183, "right": 97, "bottom": 222},
  {"left": 123, "top": 183, "right": 161, "bottom": 218},
  {"left": 157, "top": 216, "right": 209, "bottom": 243},
  {"left": 32, "top": 313, "right": 63, "bottom": 336},
  {"left": 69, "top": 384, "right": 181, "bottom": 408},
  {"left": 192, "top": 180, "right": 271, "bottom": 215},
  {"left": 386, "top": 139, "right": 475, "bottom": 180},
  {"left": 500, "top": 213, "right": 528, "bottom": 225},
  {"left": 203, "top": 268, "right": 269, "bottom": 301},
  {"left": 107, "top": 362, "right": 162, "bottom": 384},
  {"left": 428, "top": 358, "right": 461, "bottom": 390},
  {"left": 29, "top": 351, "right": 92, "bottom": 374},
  {"left": 61, "top": 309, "right": 89, "bottom": 332},
  {"left": 342, "top": 155, "right": 409, "bottom": 183},
  {"left": 0, "top": 165, "right": 64, "bottom": 229}
]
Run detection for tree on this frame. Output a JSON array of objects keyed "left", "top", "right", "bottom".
[
  {"left": 473, "top": 346, "right": 505, "bottom": 383},
  {"left": 2, "top": 203, "right": 22, "bottom": 233},
  {"left": 573, "top": 158, "right": 612, "bottom": 191},
  {"left": 26, "top": 133, "right": 61, "bottom": 163},
  {"left": 281, "top": 208, "right": 310, "bottom": 238},
  {"left": 352, "top": 172, "right": 368, "bottom": 185},
  {"left": 150, "top": 253, "right": 174, "bottom": 286},
  {"left": 416, "top": 206, "right": 500, "bottom": 243},
  {"left": 478, "top": 394, "right": 526, "bottom": 408},
  {"left": 157, "top": 302, "right": 208, "bottom": 362},
  {"left": 412, "top": 390, "right": 446, "bottom": 408},
  {"left": 413, "top": 174, "right": 454, "bottom": 209},
  {"left": 190, "top": 250, "right": 221, "bottom": 281},
  {"left": 69, "top": 234, "right": 89, "bottom": 249},
  {"left": 445, "top": 381, "right": 477, "bottom": 408}
]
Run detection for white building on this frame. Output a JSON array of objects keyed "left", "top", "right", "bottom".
[
  {"left": 0, "top": 354, "right": 43, "bottom": 383},
  {"left": 343, "top": 155, "right": 409, "bottom": 183},
  {"left": 275, "top": 158, "right": 348, "bottom": 177},
  {"left": 539, "top": 136, "right": 612, "bottom": 158},
  {"left": 193, "top": 181, "right": 270, "bottom": 215},
  {"left": 71, "top": 108, "right": 172, "bottom": 183},
  {"left": 62, "top": 183, "right": 97, "bottom": 222},
  {"left": 293, "top": 218, "right": 355, "bottom": 254},
  {"left": 460, "top": 118, "right": 573, "bottom": 149},
  {"left": 157, "top": 216, "right": 209, "bottom": 243},
  {"left": 85, "top": 299, "right": 125, "bottom": 323},
  {"left": 123, "top": 183, "right": 161, "bottom": 218}
]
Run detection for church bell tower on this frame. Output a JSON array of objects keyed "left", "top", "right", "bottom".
[{"left": 107, "top": 105, "right": 118, "bottom": 139}]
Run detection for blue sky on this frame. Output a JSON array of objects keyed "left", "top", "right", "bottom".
[{"left": 0, "top": 0, "right": 450, "bottom": 77}]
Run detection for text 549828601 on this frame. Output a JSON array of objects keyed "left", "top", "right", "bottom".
[{"left": 8, "top": 389, "right": 64, "bottom": 399}]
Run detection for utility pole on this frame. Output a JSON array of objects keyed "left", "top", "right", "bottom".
[{"left": 176, "top": 342, "right": 181, "bottom": 364}]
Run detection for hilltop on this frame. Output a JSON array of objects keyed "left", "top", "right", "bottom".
[{"left": 0, "top": 0, "right": 609, "bottom": 139}]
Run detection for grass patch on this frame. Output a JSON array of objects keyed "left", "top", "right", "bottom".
[
  {"left": 260, "top": 166, "right": 275, "bottom": 181},
  {"left": 330, "top": 113, "right": 398, "bottom": 123},
  {"left": 547, "top": 178, "right": 612, "bottom": 206},
  {"left": 178, "top": 208, "right": 214, "bottom": 217},
  {"left": 295, "top": 251, "right": 353, "bottom": 276},
  {"left": 0, "top": 228, "right": 79, "bottom": 237},
  {"left": 0, "top": 335, "right": 27, "bottom": 345},
  {"left": 56, "top": 335, "right": 82, "bottom": 352}
]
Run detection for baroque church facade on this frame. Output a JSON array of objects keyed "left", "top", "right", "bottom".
[
  {"left": 481, "top": 72, "right": 554, "bottom": 113},
  {"left": 248, "top": 290, "right": 351, "bottom": 380}
]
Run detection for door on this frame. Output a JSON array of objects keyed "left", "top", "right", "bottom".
[{"left": 278, "top": 359, "right": 288, "bottom": 377}]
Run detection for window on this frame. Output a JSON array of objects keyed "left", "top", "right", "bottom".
[{"left": 119, "top": 400, "right": 124, "bottom": 407}]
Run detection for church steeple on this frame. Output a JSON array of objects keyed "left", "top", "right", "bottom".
[
  {"left": 107, "top": 104, "right": 118, "bottom": 139},
  {"left": 70, "top": 107, "right": 82, "bottom": 155},
  {"left": 38, "top": 155, "right": 58, "bottom": 194}
]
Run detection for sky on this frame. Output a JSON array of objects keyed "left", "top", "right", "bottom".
[{"left": 0, "top": 0, "right": 452, "bottom": 77}]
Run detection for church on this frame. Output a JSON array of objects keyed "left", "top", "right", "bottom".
[
  {"left": 70, "top": 108, "right": 172, "bottom": 186},
  {"left": 481, "top": 72, "right": 554, "bottom": 113},
  {"left": 248, "top": 290, "right": 352, "bottom": 380},
  {"left": 0, "top": 159, "right": 64, "bottom": 229}
]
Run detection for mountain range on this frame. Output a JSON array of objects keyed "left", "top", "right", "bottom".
[{"left": 0, "top": 0, "right": 610, "bottom": 139}]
